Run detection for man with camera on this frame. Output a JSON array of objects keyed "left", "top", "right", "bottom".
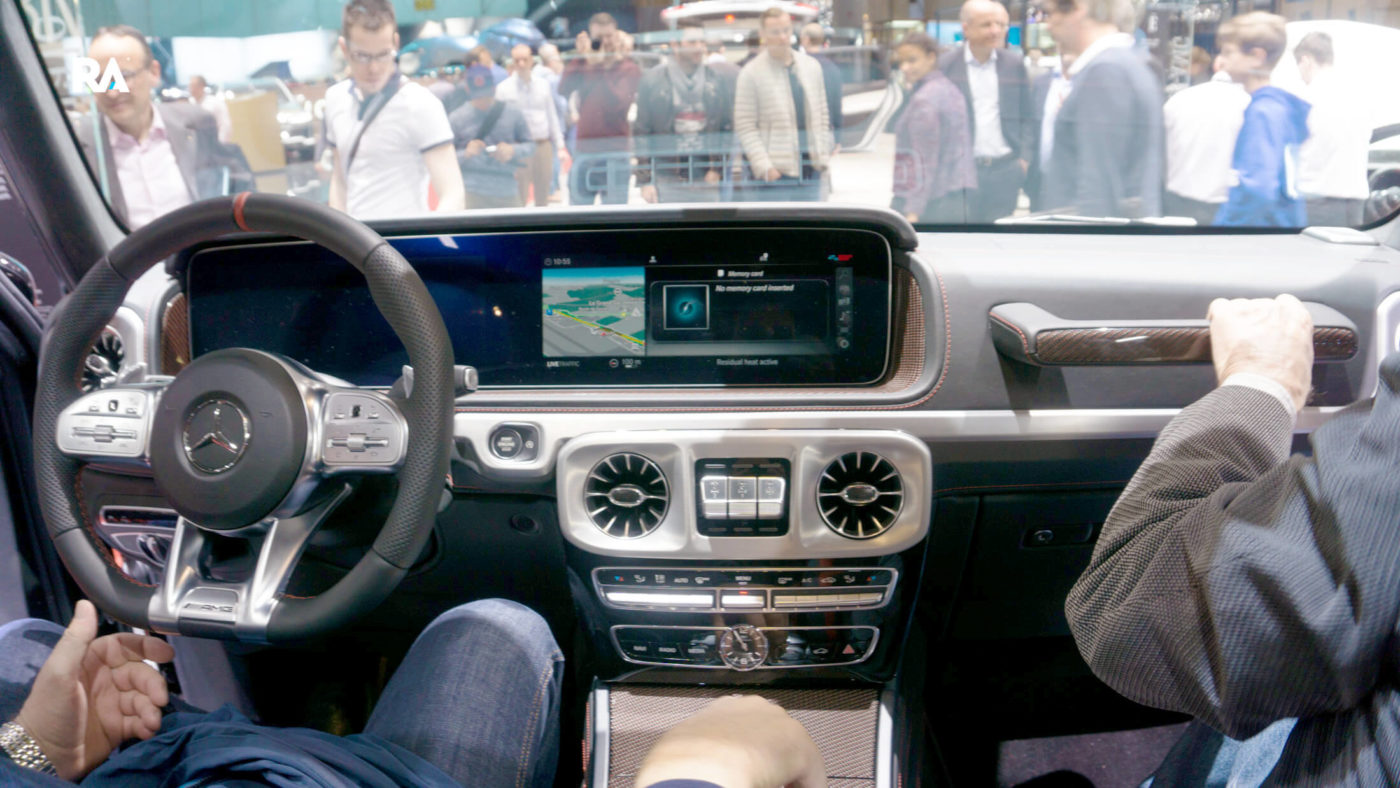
[{"left": 559, "top": 12, "right": 642, "bottom": 205}]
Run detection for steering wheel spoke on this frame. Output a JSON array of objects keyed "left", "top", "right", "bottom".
[
  {"left": 147, "top": 483, "right": 354, "bottom": 641},
  {"left": 55, "top": 385, "right": 164, "bottom": 465}
]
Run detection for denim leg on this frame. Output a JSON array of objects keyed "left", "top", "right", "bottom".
[
  {"left": 0, "top": 618, "right": 63, "bottom": 722},
  {"left": 365, "top": 599, "right": 564, "bottom": 788}
]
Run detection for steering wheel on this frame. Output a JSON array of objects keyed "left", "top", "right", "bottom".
[{"left": 32, "top": 194, "right": 454, "bottom": 643}]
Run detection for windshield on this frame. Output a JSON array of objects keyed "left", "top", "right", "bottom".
[{"left": 18, "top": 0, "right": 1400, "bottom": 231}]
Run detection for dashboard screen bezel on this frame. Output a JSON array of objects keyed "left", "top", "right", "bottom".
[{"left": 186, "top": 227, "right": 893, "bottom": 388}]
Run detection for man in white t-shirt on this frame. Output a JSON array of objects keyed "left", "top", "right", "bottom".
[
  {"left": 1293, "top": 32, "right": 1370, "bottom": 227},
  {"left": 1162, "top": 59, "right": 1250, "bottom": 225},
  {"left": 324, "top": 0, "right": 464, "bottom": 219}
]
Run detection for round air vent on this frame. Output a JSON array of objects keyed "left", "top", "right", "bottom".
[
  {"left": 584, "top": 453, "right": 669, "bottom": 539},
  {"left": 82, "top": 328, "right": 123, "bottom": 392},
  {"left": 817, "top": 451, "right": 904, "bottom": 539}
]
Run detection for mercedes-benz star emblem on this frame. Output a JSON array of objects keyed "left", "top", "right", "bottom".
[{"left": 182, "top": 399, "right": 251, "bottom": 473}]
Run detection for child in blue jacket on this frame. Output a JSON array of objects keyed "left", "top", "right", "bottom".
[{"left": 1214, "top": 12, "right": 1311, "bottom": 228}]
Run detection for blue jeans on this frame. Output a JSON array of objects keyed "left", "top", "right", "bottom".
[
  {"left": 570, "top": 151, "right": 631, "bottom": 205},
  {"left": 1142, "top": 718, "right": 1296, "bottom": 787},
  {"left": 0, "top": 599, "right": 564, "bottom": 787}
]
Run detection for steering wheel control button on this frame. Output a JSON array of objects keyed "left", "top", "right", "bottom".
[
  {"left": 488, "top": 423, "right": 540, "bottom": 462},
  {"left": 321, "top": 392, "right": 405, "bottom": 470},
  {"left": 57, "top": 389, "right": 155, "bottom": 459}
]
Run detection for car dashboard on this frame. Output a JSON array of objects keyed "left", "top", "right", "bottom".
[{"left": 75, "top": 205, "right": 1400, "bottom": 787}]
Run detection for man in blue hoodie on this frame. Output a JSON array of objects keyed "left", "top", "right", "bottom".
[{"left": 1213, "top": 12, "right": 1311, "bottom": 228}]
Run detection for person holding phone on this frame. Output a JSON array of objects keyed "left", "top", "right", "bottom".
[
  {"left": 450, "top": 65, "right": 535, "bottom": 210},
  {"left": 559, "top": 12, "right": 641, "bottom": 205}
]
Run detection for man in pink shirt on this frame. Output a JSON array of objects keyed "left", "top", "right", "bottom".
[{"left": 75, "top": 25, "right": 250, "bottom": 229}]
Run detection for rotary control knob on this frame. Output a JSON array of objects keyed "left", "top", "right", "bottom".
[{"left": 718, "top": 624, "right": 769, "bottom": 671}]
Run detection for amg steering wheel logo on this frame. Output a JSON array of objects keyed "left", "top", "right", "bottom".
[{"left": 182, "top": 399, "right": 251, "bottom": 474}]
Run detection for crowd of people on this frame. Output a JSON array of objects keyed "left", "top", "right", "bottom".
[{"left": 73, "top": 0, "right": 1377, "bottom": 229}]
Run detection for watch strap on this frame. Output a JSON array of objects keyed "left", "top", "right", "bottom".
[{"left": 0, "top": 721, "right": 59, "bottom": 776}]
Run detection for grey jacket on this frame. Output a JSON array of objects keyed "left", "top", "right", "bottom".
[
  {"left": 1067, "top": 353, "right": 1400, "bottom": 785},
  {"left": 1042, "top": 45, "right": 1164, "bottom": 218},
  {"left": 74, "top": 101, "right": 251, "bottom": 226}
]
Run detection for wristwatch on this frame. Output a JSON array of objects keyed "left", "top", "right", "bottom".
[{"left": 0, "top": 720, "right": 59, "bottom": 776}]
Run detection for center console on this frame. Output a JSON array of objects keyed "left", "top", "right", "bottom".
[
  {"left": 566, "top": 428, "right": 929, "bottom": 787},
  {"left": 556, "top": 428, "right": 929, "bottom": 686}
]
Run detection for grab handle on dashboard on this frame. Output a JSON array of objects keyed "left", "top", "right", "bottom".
[{"left": 989, "top": 301, "right": 1359, "bottom": 367}]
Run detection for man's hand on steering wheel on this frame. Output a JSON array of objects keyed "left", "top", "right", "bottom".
[{"left": 15, "top": 601, "right": 173, "bottom": 781}]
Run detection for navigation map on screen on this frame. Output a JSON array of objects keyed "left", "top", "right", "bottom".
[{"left": 541, "top": 266, "right": 646, "bottom": 357}]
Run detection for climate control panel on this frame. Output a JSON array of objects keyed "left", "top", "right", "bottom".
[
  {"left": 592, "top": 566, "right": 896, "bottom": 613},
  {"left": 612, "top": 624, "right": 879, "bottom": 670}
]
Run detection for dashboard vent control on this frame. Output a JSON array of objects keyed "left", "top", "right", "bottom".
[
  {"left": 585, "top": 453, "right": 669, "bottom": 539},
  {"left": 82, "top": 328, "right": 123, "bottom": 392},
  {"left": 817, "top": 452, "right": 904, "bottom": 539}
]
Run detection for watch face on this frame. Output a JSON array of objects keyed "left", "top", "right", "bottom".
[{"left": 719, "top": 624, "right": 769, "bottom": 671}]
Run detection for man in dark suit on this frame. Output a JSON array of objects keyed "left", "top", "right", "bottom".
[
  {"left": 74, "top": 25, "right": 250, "bottom": 229},
  {"left": 938, "top": 0, "right": 1034, "bottom": 222},
  {"left": 1040, "top": 0, "right": 1163, "bottom": 218},
  {"left": 1067, "top": 294, "right": 1400, "bottom": 783}
]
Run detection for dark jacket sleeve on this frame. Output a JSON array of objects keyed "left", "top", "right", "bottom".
[
  {"left": 1009, "top": 59, "right": 1035, "bottom": 162},
  {"left": 1066, "top": 359, "right": 1400, "bottom": 740},
  {"left": 821, "top": 57, "right": 843, "bottom": 132},
  {"left": 632, "top": 69, "right": 663, "bottom": 186}
]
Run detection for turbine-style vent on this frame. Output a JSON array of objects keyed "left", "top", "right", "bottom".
[
  {"left": 584, "top": 453, "right": 669, "bottom": 539},
  {"left": 817, "top": 452, "right": 904, "bottom": 539},
  {"left": 82, "top": 328, "right": 123, "bottom": 392}
]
